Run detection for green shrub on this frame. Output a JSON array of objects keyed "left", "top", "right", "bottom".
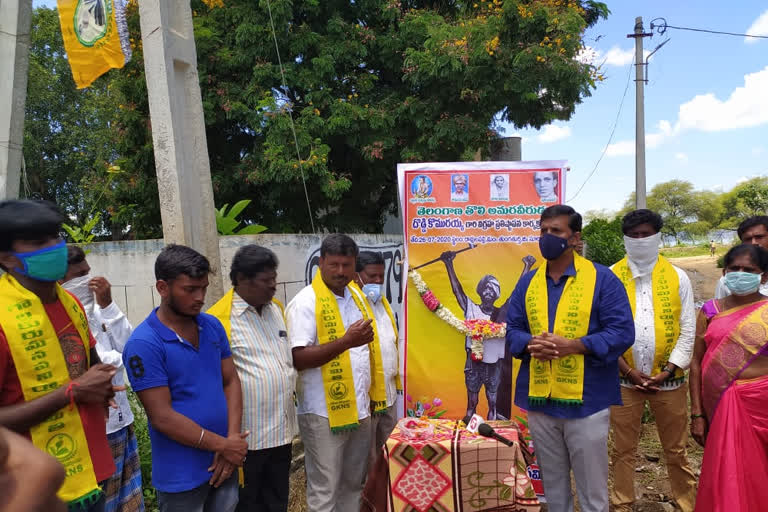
[
  {"left": 128, "top": 389, "right": 159, "bottom": 512},
  {"left": 582, "top": 217, "right": 625, "bottom": 267}
]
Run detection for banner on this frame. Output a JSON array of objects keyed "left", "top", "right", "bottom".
[
  {"left": 57, "top": 0, "right": 132, "bottom": 89},
  {"left": 398, "top": 161, "right": 566, "bottom": 496}
]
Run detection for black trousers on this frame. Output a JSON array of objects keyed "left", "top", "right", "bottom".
[{"left": 236, "top": 443, "right": 292, "bottom": 512}]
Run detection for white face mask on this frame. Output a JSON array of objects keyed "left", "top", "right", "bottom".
[
  {"left": 623, "top": 233, "right": 661, "bottom": 269},
  {"left": 62, "top": 274, "right": 94, "bottom": 315}
]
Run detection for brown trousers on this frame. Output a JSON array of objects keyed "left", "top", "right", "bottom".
[{"left": 610, "top": 384, "right": 697, "bottom": 512}]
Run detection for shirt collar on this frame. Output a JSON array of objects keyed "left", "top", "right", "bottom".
[
  {"left": 232, "top": 291, "right": 276, "bottom": 316},
  {"left": 546, "top": 262, "right": 577, "bottom": 284},
  {"left": 147, "top": 307, "right": 202, "bottom": 342}
]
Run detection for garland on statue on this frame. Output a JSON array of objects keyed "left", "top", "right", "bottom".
[{"left": 408, "top": 269, "right": 505, "bottom": 361}]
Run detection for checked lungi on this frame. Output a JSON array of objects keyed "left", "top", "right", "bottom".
[{"left": 103, "top": 424, "right": 145, "bottom": 512}]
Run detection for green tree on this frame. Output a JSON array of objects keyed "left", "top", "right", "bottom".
[
  {"left": 107, "top": 0, "right": 610, "bottom": 234},
  {"left": 581, "top": 216, "right": 624, "bottom": 266}
]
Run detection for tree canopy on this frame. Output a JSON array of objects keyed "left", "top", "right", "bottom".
[{"left": 23, "top": 0, "right": 609, "bottom": 237}]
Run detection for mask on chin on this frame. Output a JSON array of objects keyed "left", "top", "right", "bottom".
[
  {"left": 61, "top": 274, "right": 95, "bottom": 316},
  {"left": 624, "top": 233, "right": 662, "bottom": 270}
]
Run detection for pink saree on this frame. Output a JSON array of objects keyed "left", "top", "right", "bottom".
[{"left": 695, "top": 300, "right": 768, "bottom": 512}]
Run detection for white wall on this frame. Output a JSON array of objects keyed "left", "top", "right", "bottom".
[{"left": 84, "top": 234, "right": 404, "bottom": 327}]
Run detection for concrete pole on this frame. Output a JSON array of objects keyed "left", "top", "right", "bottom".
[
  {"left": 633, "top": 16, "right": 647, "bottom": 209},
  {"left": 0, "top": 0, "right": 32, "bottom": 200},
  {"left": 138, "top": 0, "right": 223, "bottom": 300}
]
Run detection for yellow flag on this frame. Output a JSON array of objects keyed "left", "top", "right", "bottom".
[{"left": 57, "top": 0, "right": 132, "bottom": 89}]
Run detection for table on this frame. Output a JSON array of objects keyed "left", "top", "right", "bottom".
[{"left": 385, "top": 419, "right": 541, "bottom": 512}]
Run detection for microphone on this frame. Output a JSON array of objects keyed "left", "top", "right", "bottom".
[{"left": 477, "top": 423, "right": 515, "bottom": 447}]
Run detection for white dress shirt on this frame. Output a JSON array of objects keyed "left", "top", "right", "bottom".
[
  {"left": 286, "top": 285, "right": 371, "bottom": 420},
  {"left": 614, "top": 259, "right": 695, "bottom": 391},
  {"left": 90, "top": 302, "right": 135, "bottom": 434},
  {"left": 229, "top": 293, "right": 297, "bottom": 450},
  {"left": 368, "top": 298, "right": 399, "bottom": 407}
]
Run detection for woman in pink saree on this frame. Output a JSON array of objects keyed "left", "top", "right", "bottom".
[{"left": 690, "top": 244, "right": 768, "bottom": 511}]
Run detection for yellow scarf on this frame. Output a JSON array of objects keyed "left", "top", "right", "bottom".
[
  {"left": 207, "top": 288, "right": 285, "bottom": 340},
  {"left": 612, "top": 256, "right": 684, "bottom": 380},
  {"left": 311, "top": 272, "right": 387, "bottom": 430},
  {"left": 0, "top": 274, "right": 102, "bottom": 506},
  {"left": 379, "top": 296, "right": 403, "bottom": 392},
  {"left": 525, "top": 252, "right": 597, "bottom": 405}
]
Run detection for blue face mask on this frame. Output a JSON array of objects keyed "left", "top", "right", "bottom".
[
  {"left": 724, "top": 271, "right": 762, "bottom": 296},
  {"left": 539, "top": 232, "right": 571, "bottom": 261},
  {"left": 362, "top": 283, "right": 382, "bottom": 304},
  {"left": 12, "top": 240, "right": 68, "bottom": 282}
]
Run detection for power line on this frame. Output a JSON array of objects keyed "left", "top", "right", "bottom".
[
  {"left": 265, "top": 0, "right": 317, "bottom": 234},
  {"left": 650, "top": 18, "right": 768, "bottom": 40},
  {"left": 567, "top": 61, "right": 634, "bottom": 202}
]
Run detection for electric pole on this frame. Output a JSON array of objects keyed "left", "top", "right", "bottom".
[{"left": 627, "top": 17, "right": 652, "bottom": 209}]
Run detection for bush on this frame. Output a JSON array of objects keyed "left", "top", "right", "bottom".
[
  {"left": 582, "top": 217, "right": 625, "bottom": 267},
  {"left": 128, "top": 389, "right": 159, "bottom": 512}
]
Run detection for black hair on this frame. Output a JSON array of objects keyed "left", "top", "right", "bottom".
[
  {"left": 155, "top": 244, "right": 211, "bottom": 282},
  {"left": 723, "top": 244, "right": 768, "bottom": 272},
  {"left": 0, "top": 200, "right": 64, "bottom": 252},
  {"left": 320, "top": 234, "right": 358, "bottom": 258},
  {"left": 229, "top": 245, "right": 279, "bottom": 285},
  {"left": 622, "top": 209, "right": 663, "bottom": 235},
  {"left": 540, "top": 204, "right": 582, "bottom": 233},
  {"left": 356, "top": 251, "right": 385, "bottom": 272},
  {"left": 737, "top": 216, "right": 768, "bottom": 241},
  {"left": 67, "top": 245, "right": 86, "bottom": 265}
]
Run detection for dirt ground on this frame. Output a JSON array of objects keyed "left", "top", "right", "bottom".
[{"left": 286, "top": 255, "right": 721, "bottom": 512}]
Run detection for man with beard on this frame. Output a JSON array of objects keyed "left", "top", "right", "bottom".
[
  {"left": 123, "top": 245, "right": 248, "bottom": 512},
  {"left": 62, "top": 246, "right": 144, "bottom": 512},
  {"left": 439, "top": 251, "right": 511, "bottom": 419}
]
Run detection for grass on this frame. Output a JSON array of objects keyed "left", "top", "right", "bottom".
[{"left": 660, "top": 245, "right": 728, "bottom": 259}]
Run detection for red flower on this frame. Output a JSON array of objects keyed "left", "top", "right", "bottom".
[
  {"left": 421, "top": 291, "right": 440, "bottom": 312},
  {"left": 470, "top": 352, "right": 482, "bottom": 361}
]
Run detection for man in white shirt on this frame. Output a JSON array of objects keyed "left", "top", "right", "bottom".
[
  {"left": 62, "top": 245, "right": 144, "bottom": 512},
  {"left": 354, "top": 251, "right": 400, "bottom": 465},
  {"left": 451, "top": 174, "right": 469, "bottom": 202},
  {"left": 714, "top": 216, "right": 768, "bottom": 299},
  {"left": 208, "top": 245, "right": 297, "bottom": 512},
  {"left": 287, "top": 235, "right": 375, "bottom": 511},
  {"left": 609, "top": 210, "right": 697, "bottom": 512}
]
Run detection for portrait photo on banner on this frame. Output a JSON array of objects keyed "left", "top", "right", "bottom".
[{"left": 397, "top": 161, "right": 566, "bottom": 424}]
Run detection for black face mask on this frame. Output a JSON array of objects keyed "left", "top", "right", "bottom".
[{"left": 539, "top": 233, "right": 571, "bottom": 260}]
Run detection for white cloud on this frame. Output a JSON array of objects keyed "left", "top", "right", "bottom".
[
  {"left": 674, "top": 152, "right": 689, "bottom": 164},
  {"left": 537, "top": 125, "right": 571, "bottom": 143},
  {"left": 602, "top": 46, "right": 635, "bottom": 67},
  {"left": 576, "top": 46, "right": 650, "bottom": 67},
  {"left": 746, "top": 10, "right": 768, "bottom": 44},
  {"left": 607, "top": 65, "right": 768, "bottom": 157},
  {"left": 605, "top": 140, "right": 634, "bottom": 157}
]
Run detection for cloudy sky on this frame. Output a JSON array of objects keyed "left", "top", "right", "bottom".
[
  {"left": 501, "top": 1, "right": 768, "bottom": 214},
  {"left": 35, "top": 1, "right": 768, "bottom": 216}
]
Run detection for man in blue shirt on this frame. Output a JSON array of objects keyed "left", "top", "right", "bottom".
[
  {"left": 506, "top": 205, "right": 634, "bottom": 512},
  {"left": 123, "top": 245, "right": 248, "bottom": 512}
]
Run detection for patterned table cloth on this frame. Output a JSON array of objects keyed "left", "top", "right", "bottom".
[{"left": 386, "top": 420, "right": 541, "bottom": 512}]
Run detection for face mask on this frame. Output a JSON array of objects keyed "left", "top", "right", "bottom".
[
  {"left": 62, "top": 274, "right": 94, "bottom": 314},
  {"left": 362, "top": 283, "right": 382, "bottom": 304},
  {"left": 624, "top": 233, "right": 661, "bottom": 268},
  {"left": 12, "top": 240, "right": 68, "bottom": 282},
  {"left": 539, "top": 233, "right": 570, "bottom": 261},
  {"left": 724, "top": 271, "right": 762, "bottom": 296}
]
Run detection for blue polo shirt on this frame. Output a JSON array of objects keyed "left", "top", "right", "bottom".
[
  {"left": 506, "top": 260, "right": 634, "bottom": 419},
  {"left": 123, "top": 309, "right": 232, "bottom": 492}
]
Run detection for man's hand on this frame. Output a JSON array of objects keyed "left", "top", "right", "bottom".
[
  {"left": 528, "top": 334, "right": 558, "bottom": 361},
  {"left": 641, "top": 370, "right": 671, "bottom": 392},
  {"left": 691, "top": 416, "right": 707, "bottom": 447},
  {"left": 89, "top": 277, "right": 112, "bottom": 309},
  {"left": 208, "top": 452, "right": 236, "bottom": 488},
  {"left": 439, "top": 251, "right": 456, "bottom": 263},
  {"left": 343, "top": 319, "right": 374, "bottom": 348},
  {"left": 219, "top": 431, "right": 249, "bottom": 467},
  {"left": 540, "top": 333, "right": 586, "bottom": 357},
  {"left": 624, "top": 369, "right": 656, "bottom": 392},
  {"left": 72, "top": 364, "right": 119, "bottom": 406},
  {"left": 0, "top": 426, "right": 67, "bottom": 512}
]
